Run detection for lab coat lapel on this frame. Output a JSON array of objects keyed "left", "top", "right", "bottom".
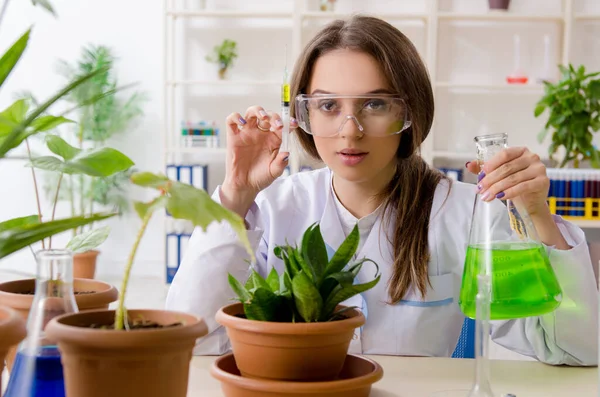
[{"left": 319, "top": 172, "right": 346, "bottom": 257}]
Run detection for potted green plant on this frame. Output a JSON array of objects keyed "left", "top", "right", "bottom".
[
  {"left": 535, "top": 63, "right": 600, "bottom": 168},
  {"left": 216, "top": 223, "right": 380, "bottom": 382},
  {"left": 206, "top": 39, "right": 238, "bottom": 79},
  {"left": 45, "top": 172, "right": 252, "bottom": 397}
]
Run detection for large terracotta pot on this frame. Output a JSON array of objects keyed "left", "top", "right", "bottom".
[
  {"left": 46, "top": 309, "right": 208, "bottom": 397},
  {"left": 0, "top": 278, "right": 118, "bottom": 370},
  {"left": 0, "top": 306, "right": 27, "bottom": 392},
  {"left": 73, "top": 249, "right": 99, "bottom": 279},
  {"left": 215, "top": 302, "right": 365, "bottom": 382}
]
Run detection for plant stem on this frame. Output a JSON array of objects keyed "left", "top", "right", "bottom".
[
  {"left": 70, "top": 175, "right": 76, "bottom": 238},
  {"left": 78, "top": 127, "right": 84, "bottom": 234},
  {"left": 48, "top": 173, "right": 63, "bottom": 249},
  {"left": 114, "top": 210, "right": 152, "bottom": 330},
  {"left": 25, "top": 139, "right": 45, "bottom": 249}
]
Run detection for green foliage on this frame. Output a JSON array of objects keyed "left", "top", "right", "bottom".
[
  {"left": 65, "top": 225, "right": 110, "bottom": 253},
  {"left": 228, "top": 223, "right": 380, "bottom": 323},
  {"left": 205, "top": 39, "right": 238, "bottom": 70},
  {"left": 535, "top": 63, "right": 600, "bottom": 168}
]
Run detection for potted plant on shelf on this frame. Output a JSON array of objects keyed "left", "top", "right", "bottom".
[
  {"left": 206, "top": 39, "right": 238, "bottom": 80},
  {"left": 535, "top": 63, "right": 600, "bottom": 168},
  {"left": 45, "top": 172, "right": 252, "bottom": 397},
  {"left": 215, "top": 223, "right": 381, "bottom": 382}
]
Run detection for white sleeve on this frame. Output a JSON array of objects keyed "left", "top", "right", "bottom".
[
  {"left": 490, "top": 215, "right": 599, "bottom": 366},
  {"left": 164, "top": 185, "right": 269, "bottom": 355}
]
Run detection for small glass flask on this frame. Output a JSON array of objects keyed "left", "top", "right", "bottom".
[{"left": 5, "top": 249, "right": 78, "bottom": 397}]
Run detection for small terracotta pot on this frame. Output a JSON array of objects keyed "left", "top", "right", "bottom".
[
  {"left": 488, "top": 0, "right": 510, "bottom": 10},
  {"left": 211, "top": 352, "right": 383, "bottom": 397},
  {"left": 0, "top": 306, "right": 27, "bottom": 393},
  {"left": 0, "top": 278, "right": 118, "bottom": 371},
  {"left": 215, "top": 303, "right": 365, "bottom": 381},
  {"left": 46, "top": 309, "right": 208, "bottom": 397},
  {"left": 73, "top": 250, "right": 99, "bottom": 279}
]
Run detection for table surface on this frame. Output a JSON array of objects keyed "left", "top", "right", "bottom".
[{"left": 188, "top": 355, "right": 598, "bottom": 397}]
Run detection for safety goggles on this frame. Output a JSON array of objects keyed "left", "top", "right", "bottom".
[{"left": 295, "top": 94, "right": 411, "bottom": 138}]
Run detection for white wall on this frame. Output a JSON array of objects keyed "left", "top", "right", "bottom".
[{"left": 0, "top": 0, "right": 165, "bottom": 279}]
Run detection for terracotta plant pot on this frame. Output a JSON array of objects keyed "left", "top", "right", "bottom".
[
  {"left": 0, "top": 278, "right": 118, "bottom": 371},
  {"left": 215, "top": 302, "right": 365, "bottom": 381},
  {"left": 0, "top": 306, "right": 27, "bottom": 392},
  {"left": 211, "top": 352, "right": 383, "bottom": 397},
  {"left": 46, "top": 309, "right": 208, "bottom": 397},
  {"left": 73, "top": 249, "right": 99, "bottom": 279},
  {"left": 488, "top": 0, "right": 510, "bottom": 10}
]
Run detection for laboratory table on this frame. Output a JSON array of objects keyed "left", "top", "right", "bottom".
[{"left": 187, "top": 355, "right": 598, "bottom": 397}]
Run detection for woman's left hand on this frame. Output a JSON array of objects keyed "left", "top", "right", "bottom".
[{"left": 465, "top": 147, "right": 550, "bottom": 218}]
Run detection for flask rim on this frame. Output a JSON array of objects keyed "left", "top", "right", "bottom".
[
  {"left": 473, "top": 132, "right": 508, "bottom": 143},
  {"left": 34, "top": 249, "right": 73, "bottom": 261}
]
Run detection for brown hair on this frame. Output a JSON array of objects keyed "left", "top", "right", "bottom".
[{"left": 289, "top": 15, "right": 447, "bottom": 302}]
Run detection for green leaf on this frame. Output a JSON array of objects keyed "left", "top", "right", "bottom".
[
  {"left": 65, "top": 226, "right": 110, "bottom": 253},
  {"left": 0, "top": 30, "right": 30, "bottom": 89},
  {"left": 591, "top": 149, "right": 600, "bottom": 169},
  {"left": 0, "top": 215, "right": 39, "bottom": 232},
  {"left": 323, "top": 224, "right": 359, "bottom": 279},
  {"left": 0, "top": 213, "right": 115, "bottom": 260},
  {"left": 32, "top": 0, "right": 57, "bottom": 16},
  {"left": 534, "top": 103, "right": 546, "bottom": 118},
  {"left": 228, "top": 273, "right": 251, "bottom": 303},
  {"left": 247, "top": 269, "right": 270, "bottom": 292},
  {"left": 133, "top": 196, "right": 168, "bottom": 219},
  {"left": 243, "top": 287, "right": 279, "bottom": 321},
  {"left": 321, "top": 274, "right": 381, "bottom": 321},
  {"left": 0, "top": 65, "right": 109, "bottom": 159},
  {"left": 537, "top": 128, "right": 549, "bottom": 144},
  {"left": 45, "top": 134, "right": 81, "bottom": 160},
  {"left": 284, "top": 246, "right": 300, "bottom": 277},
  {"left": 279, "top": 272, "right": 292, "bottom": 299},
  {"left": 1, "top": 99, "right": 29, "bottom": 124},
  {"left": 32, "top": 116, "right": 74, "bottom": 133},
  {"left": 165, "top": 182, "right": 253, "bottom": 259},
  {"left": 292, "top": 271, "right": 322, "bottom": 322},
  {"left": 323, "top": 271, "right": 355, "bottom": 288},
  {"left": 27, "top": 156, "right": 64, "bottom": 172},
  {"left": 130, "top": 172, "right": 170, "bottom": 189},
  {"left": 63, "top": 147, "right": 134, "bottom": 177},
  {"left": 301, "top": 223, "right": 328, "bottom": 281},
  {"left": 293, "top": 247, "right": 316, "bottom": 281},
  {"left": 266, "top": 267, "right": 280, "bottom": 293},
  {"left": 588, "top": 80, "right": 600, "bottom": 101}
]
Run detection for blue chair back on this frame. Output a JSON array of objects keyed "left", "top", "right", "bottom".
[{"left": 451, "top": 317, "right": 475, "bottom": 358}]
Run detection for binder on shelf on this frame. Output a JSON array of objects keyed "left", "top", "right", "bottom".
[
  {"left": 166, "top": 232, "right": 193, "bottom": 284},
  {"left": 178, "top": 165, "right": 192, "bottom": 185},
  {"left": 165, "top": 164, "right": 210, "bottom": 216}
]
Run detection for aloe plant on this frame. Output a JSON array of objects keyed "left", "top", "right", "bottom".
[{"left": 228, "top": 223, "right": 381, "bottom": 323}]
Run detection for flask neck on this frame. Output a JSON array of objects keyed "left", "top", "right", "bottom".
[
  {"left": 35, "top": 249, "right": 75, "bottom": 300},
  {"left": 474, "top": 133, "right": 508, "bottom": 165}
]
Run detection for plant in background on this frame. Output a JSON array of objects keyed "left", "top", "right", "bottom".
[
  {"left": 535, "top": 63, "right": 600, "bottom": 168},
  {"left": 228, "top": 223, "right": 380, "bottom": 323},
  {"left": 205, "top": 39, "right": 238, "bottom": 80},
  {"left": 112, "top": 172, "right": 252, "bottom": 330}
]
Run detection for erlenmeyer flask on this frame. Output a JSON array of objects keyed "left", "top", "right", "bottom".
[
  {"left": 459, "top": 133, "right": 563, "bottom": 320},
  {"left": 5, "top": 249, "right": 78, "bottom": 397}
]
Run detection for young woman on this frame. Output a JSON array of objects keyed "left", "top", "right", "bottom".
[{"left": 165, "top": 16, "right": 598, "bottom": 365}]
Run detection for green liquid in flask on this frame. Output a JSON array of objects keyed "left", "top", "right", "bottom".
[{"left": 459, "top": 242, "right": 562, "bottom": 320}]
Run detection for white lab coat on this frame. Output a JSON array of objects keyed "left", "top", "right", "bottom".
[{"left": 165, "top": 167, "right": 599, "bottom": 365}]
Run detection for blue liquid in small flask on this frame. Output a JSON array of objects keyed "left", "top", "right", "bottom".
[{"left": 5, "top": 249, "right": 78, "bottom": 397}]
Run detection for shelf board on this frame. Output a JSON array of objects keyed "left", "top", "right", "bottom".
[
  {"left": 166, "top": 80, "right": 280, "bottom": 86},
  {"left": 574, "top": 13, "right": 600, "bottom": 20},
  {"left": 301, "top": 11, "right": 427, "bottom": 21},
  {"left": 570, "top": 219, "right": 600, "bottom": 229},
  {"left": 168, "top": 147, "right": 227, "bottom": 154},
  {"left": 167, "top": 10, "right": 292, "bottom": 18},
  {"left": 436, "top": 82, "right": 544, "bottom": 93},
  {"left": 437, "top": 12, "right": 563, "bottom": 22}
]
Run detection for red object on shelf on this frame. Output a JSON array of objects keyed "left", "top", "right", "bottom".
[{"left": 506, "top": 75, "right": 529, "bottom": 84}]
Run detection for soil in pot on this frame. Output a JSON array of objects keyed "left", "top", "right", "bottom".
[
  {"left": 216, "top": 302, "right": 365, "bottom": 382},
  {"left": 73, "top": 249, "right": 99, "bottom": 279},
  {"left": 0, "top": 278, "right": 118, "bottom": 371},
  {"left": 45, "top": 309, "right": 208, "bottom": 397},
  {"left": 211, "top": 352, "right": 384, "bottom": 397},
  {"left": 0, "top": 306, "right": 27, "bottom": 393}
]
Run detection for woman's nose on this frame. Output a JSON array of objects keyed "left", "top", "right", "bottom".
[{"left": 338, "top": 115, "right": 364, "bottom": 139}]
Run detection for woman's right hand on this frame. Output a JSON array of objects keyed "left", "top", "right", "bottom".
[{"left": 219, "top": 105, "right": 297, "bottom": 218}]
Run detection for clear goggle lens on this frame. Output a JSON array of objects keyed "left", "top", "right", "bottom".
[{"left": 295, "top": 94, "right": 411, "bottom": 137}]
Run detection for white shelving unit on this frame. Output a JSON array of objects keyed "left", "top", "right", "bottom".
[{"left": 162, "top": 0, "right": 600, "bottom": 229}]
